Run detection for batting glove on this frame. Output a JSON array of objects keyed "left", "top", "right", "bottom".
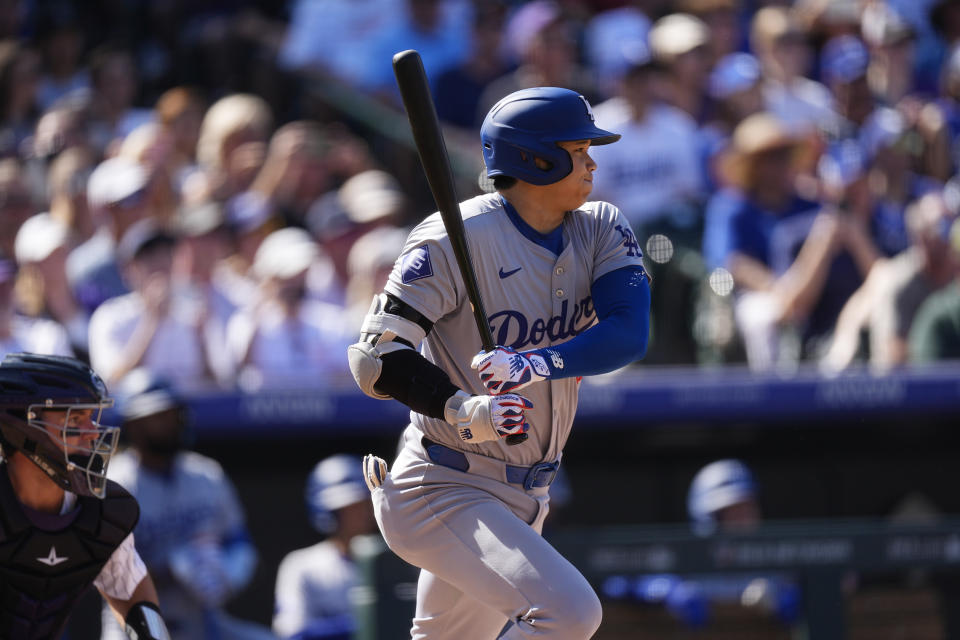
[
  {"left": 362, "top": 454, "right": 389, "bottom": 491},
  {"left": 471, "top": 346, "right": 554, "bottom": 394},
  {"left": 444, "top": 390, "right": 533, "bottom": 443}
]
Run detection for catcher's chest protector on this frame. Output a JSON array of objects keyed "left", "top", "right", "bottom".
[{"left": 0, "top": 466, "right": 139, "bottom": 640}]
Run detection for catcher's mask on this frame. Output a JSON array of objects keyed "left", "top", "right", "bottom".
[{"left": 0, "top": 353, "right": 118, "bottom": 498}]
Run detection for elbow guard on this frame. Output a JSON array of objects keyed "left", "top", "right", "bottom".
[
  {"left": 349, "top": 292, "right": 432, "bottom": 399},
  {"left": 348, "top": 292, "right": 459, "bottom": 418},
  {"left": 348, "top": 340, "right": 411, "bottom": 400},
  {"left": 125, "top": 601, "right": 171, "bottom": 640},
  {"left": 347, "top": 340, "right": 459, "bottom": 419}
]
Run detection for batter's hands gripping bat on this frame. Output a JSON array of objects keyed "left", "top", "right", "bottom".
[{"left": 392, "top": 49, "right": 528, "bottom": 446}]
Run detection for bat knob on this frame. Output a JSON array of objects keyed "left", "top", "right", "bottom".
[{"left": 505, "top": 433, "right": 528, "bottom": 446}]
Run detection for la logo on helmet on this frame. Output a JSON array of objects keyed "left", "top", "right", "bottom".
[{"left": 578, "top": 95, "right": 595, "bottom": 122}]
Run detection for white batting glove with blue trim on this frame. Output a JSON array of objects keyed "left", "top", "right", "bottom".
[
  {"left": 444, "top": 390, "right": 533, "bottom": 443},
  {"left": 471, "top": 346, "right": 553, "bottom": 394}
]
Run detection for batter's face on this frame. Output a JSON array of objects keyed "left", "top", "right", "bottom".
[{"left": 547, "top": 139, "right": 596, "bottom": 211}]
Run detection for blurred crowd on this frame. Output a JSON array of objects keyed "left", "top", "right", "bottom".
[{"left": 3, "top": 0, "right": 960, "bottom": 396}]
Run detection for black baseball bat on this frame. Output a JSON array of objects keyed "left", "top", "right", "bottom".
[{"left": 392, "top": 49, "right": 527, "bottom": 446}]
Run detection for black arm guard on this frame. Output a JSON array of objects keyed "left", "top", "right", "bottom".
[
  {"left": 125, "top": 601, "right": 171, "bottom": 640},
  {"left": 373, "top": 348, "right": 460, "bottom": 420}
]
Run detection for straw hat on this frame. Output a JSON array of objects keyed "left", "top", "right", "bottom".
[{"left": 718, "top": 113, "right": 808, "bottom": 189}]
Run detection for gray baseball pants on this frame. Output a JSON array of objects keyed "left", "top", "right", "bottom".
[{"left": 371, "top": 426, "right": 601, "bottom": 639}]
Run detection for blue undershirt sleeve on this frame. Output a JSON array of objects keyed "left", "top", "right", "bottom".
[{"left": 528, "top": 265, "right": 650, "bottom": 378}]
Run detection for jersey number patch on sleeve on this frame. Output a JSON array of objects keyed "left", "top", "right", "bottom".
[{"left": 402, "top": 245, "right": 434, "bottom": 284}]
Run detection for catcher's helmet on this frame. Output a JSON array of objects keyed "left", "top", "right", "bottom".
[
  {"left": 481, "top": 87, "right": 620, "bottom": 186},
  {"left": 0, "top": 353, "right": 118, "bottom": 498},
  {"left": 306, "top": 455, "right": 368, "bottom": 534},
  {"left": 687, "top": 459, "right": 756, "bottom": 534}
]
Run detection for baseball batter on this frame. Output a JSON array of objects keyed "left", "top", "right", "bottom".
[{"left": 348, "top": 87, "right": 651, "bottom": 639}]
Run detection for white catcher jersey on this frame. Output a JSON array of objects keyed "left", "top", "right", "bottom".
[{"left": 383, "top": 192, "right": 644, "bottom": 465}]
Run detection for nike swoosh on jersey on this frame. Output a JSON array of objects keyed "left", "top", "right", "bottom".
[{"left": 499, "top": 267, "right": 522, "bottom": 279}]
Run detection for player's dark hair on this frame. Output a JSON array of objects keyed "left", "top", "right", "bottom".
[{"left": 493, "top": 175, "right": 517, "bottom": 190}]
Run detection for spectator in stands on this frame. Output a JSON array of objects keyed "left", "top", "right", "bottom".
[
  {"left": 861, "top": 2, "right": 916, "bottom": 106},
  {"left": 861, "top": 108, "right": 943, "bottom": 258},
  {"left": 820, "top": 36, "right": 877, "bottom": 142},
  {"left": 479, "top": 1, "right": 599, "bottom": 118},
  {"left": 248, "top": 121, "right": 330, "bottom": 228},
  {"left": 30, "top": 97, "right": 93, "bottom": 165},
  {"left": 47, "top": 146, "right": 95, "bottom": 247},
  {"left": 677, "top": 0, "right": 741, "bottom": 67},
  {"left": 308, "top": 168, "right": 408, "bottom": 297},
  {"left": 0, "top": 40, "right": 41, "bottom": 158},
  {"left": 66, "top": 156, "right": 150, "bottom": 314},
  {"left": 750, "top": 6, "right": 836, "bottom": 136},
  {"left": 0, "top": 253, "right": 71, "bottom": 357},
  {"left": 825, "top": 191, "right": 959, "bottom": 371},
  {"left": 701, "top": 52, "right": 766, "bottom": 187},
  {"left": 792, "top": 0, "right": 861, "bottom": 42},
  {"left": 273, "top": 455, "right": 379, "bottom": 640},
  {"left": 117, "top": 123, "right": 181, "bottom": 224},
  {"left": 154, "top": 86, "right": 205, "bottom": 196},
  {"left": 434, "top": 1, "right": 510, "bottom": 130},
  {"left": 343, "top": 224, "right": 410, "bottom": 328},
  {"left": 86, "top": 45, "right": 153, "bottom": 155},
  {"left": 583, "top": 0, "right": 652, "bottom": 98},
  {"left": 703, "top": 113, "right": 873, "bottom": 369},
  {"left": 590, "top": 52, "right": 703, "bottom": 235},
  {"left": 934, "top": 45, "right": 960, "bottom": 178},
  {"left": 34, "top": 5, "right": 88, "bottom": 111},
  {"left": 648, "top": 13, "right": 711, "bottom": 122},
  {"left": 908, "top": 219, "right": 960, "bottom": 362},
  {"left": 88, "top": 218, "right": 219, "bottom": 388},
  {"left": 0, "top": 158, "right": 38, "bottom": 259},
  {"left": 219, "top": 191, "right": 281, "bottom": 310},
  {"left": 279, "top": 0, "right": 394, "bottom": 85},
  {"left": 171, "top": 201, "right": 236, "bottom": 383},
  {"left": 103, "top": 371, "right": 274, "bottom": 640},
  {"left": 362, "top": 0, "right": 471, "bottom": 97},
  {"left": 195, "top": 93, "right": 273, "bottom": 203},
  {"left": 226, "top": 227, "right": 348, "bottom": 391},
  {"left": 13, "top": 212, "right": 88, "bottom": 357}
]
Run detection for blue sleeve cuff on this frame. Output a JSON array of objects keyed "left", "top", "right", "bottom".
[{"left": 527, "top": 266, "right": 650, "bottom": 378}]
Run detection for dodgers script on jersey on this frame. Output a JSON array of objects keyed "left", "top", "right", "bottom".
[{"left": 384, "top": 192, "right": 644, "bottom": 465}]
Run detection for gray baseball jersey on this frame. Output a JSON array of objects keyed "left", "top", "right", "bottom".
[{"left": 383, "top": 191, "right": 644, "bottom": 465}]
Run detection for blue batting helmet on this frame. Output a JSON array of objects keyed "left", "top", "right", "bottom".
[
  {"left": 480, "top": 87, "right": 620, "bottom": 186},
  {"left": 306, "top": 455, "right": 368, "bottom": 534},
  {"left": 687, "top": 459, "right": 757, "bottom": 534}
]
